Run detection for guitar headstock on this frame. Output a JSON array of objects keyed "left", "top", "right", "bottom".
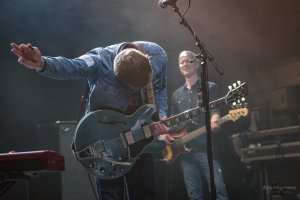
[
  {"left": 228, "top": 108, "right": 249, "bottom": 121},
  {"left": 225, "top": 81, "right": 248, "bottom": 105}
]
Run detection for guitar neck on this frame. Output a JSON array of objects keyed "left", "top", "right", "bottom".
[
  {"left": 180, "top": 115, "right": 230, "bottom": 145},
  {"left": 162, "top": 97, "right": 227, "bottom": 128}
]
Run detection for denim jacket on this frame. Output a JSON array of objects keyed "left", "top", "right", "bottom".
[{"left": 38, "top": 41, "right": 168, "bottom": 118}]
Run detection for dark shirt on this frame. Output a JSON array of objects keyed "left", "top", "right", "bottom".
[
  {"left": 170, "top": 80, "right": 221, "bottom": 152},
  {"left": 124, "top": 89, "right": 143, "bottom": 115}
]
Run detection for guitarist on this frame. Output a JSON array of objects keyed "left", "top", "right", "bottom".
[
  {"left": 169, "top": 51, "right": 228, "bottom": 200},
  {"left": 11, "top": 41, "right": 172, "bottom": 200}
]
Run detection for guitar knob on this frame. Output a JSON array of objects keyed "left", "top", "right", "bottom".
[
  {"left": 110, "top": 173, "right": 115, "bottom": 178},
  {"left": 228, "top": 86, "right": 232, "bottom": 90},
  {"left": 237, "top": 80, "right": 241, "bottom": 85},
  {"left": 100, "top": 167, "right": 105, "bottom": 173},
  {"left": 90, "top": 163, "right": 96, "bottom": 169},
  {"left": 233, "top": 83, "right": 237, "bottom": 88}
]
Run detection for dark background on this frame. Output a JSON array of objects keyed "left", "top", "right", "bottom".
[{"left": 1, "top": 0, "right": 300, "bottom": 199}]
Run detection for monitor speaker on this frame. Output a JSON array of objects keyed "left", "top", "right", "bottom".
[{"left": 37, "top": 121, "right": 96, "bottom": 200}]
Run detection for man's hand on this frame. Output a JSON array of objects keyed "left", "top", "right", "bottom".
[
  {"left": 153, "top": 116, "right": 170, "bottom": 136},
  {"left": 211, "top": 114, "right": 221, "bottom": 133},
  {"left": 158, "top": 134, "right": 174, "bottom": 145},
  {"left": 154, "top": 116, "right": 174, "bottom": 145},
  {"left": 11, "top": 43, "right": 45, "bottom": 71}
]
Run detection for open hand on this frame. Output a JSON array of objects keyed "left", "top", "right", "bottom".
[{"left": 11, "top": 43, "right": 45, "bottom": 71}]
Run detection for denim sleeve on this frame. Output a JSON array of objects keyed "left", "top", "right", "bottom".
[
  {"left": 150, "top": 47, "right": 168, "bottom": 118},
  {"left": 37, "top": 49, "right": 104, "bottom": 81},
  {"left": 155, "top": 61, "right": 168, "bottom": 118}
]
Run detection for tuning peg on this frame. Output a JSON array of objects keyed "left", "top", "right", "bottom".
[
  {"left": 237, "top": 80, "right": 241, "bottom": 85},
  {"left": 231, "top": 104, "right": 236, "bottom": 109},
  {"left": 241, "top": 97, "right": 245, "bottom": 101},
  {"left": 244, "top": 102, "right": 248, "bottom": 108},
  {"left": 233, "top": 83, "right": 237, "bottom": 88},
  {"left": 237, "top": 99, "right": 241, "bottom": 104},
  {"left": 228, "top": 85, "right": 232, "bottom": 90}
]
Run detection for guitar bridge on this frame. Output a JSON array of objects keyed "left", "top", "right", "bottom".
[
  {"left": 102, "top": 152, "right": 131, "bottom": 166},
  {"left": 75, "top": 140, "right": 107, "bottom": 160}
]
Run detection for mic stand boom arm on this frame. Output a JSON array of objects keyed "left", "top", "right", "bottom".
[{"left": 169, "top": 3, "right": 223, "bottom": 200}]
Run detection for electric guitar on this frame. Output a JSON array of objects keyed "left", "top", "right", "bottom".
[
  {"left": 73, "top": 82, "right": 248, "bottom": 180},
  {"left": 162, "top": 107, "right": 249, "bottom": 164}
]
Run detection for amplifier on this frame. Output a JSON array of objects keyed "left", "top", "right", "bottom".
[
  {"left": 37, "top": 121, "right": 96, "bottom": 200},
  {"left": 241, "top": 141, "right": 300, "bottom": 163}
]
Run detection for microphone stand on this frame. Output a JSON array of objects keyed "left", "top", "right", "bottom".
[{"left": 168, "top": 2, "right": 223, "bottom": 200}]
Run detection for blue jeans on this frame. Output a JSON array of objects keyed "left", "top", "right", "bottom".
[
  {"left": 180, "top": 152, "right": 228, "bottom": 200},
  {"left": 95, "top": 153, "right": 155, "bottom": 200}
]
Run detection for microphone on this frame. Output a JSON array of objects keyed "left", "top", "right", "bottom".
[{"left": 158, "top": 0, "right": 178, "bottom": 9}]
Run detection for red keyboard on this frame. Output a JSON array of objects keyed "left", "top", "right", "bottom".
[{"left": 0, "top": 150, "right": 65, "bottom": 173}]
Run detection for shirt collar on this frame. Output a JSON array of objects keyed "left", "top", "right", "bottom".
[{"left": 183, "top": 79, "right": 201, "bottom": 90}]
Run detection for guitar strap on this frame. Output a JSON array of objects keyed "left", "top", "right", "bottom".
[
  {"left": 134, "top": 44, "right": 156, "bottom": 105},
  {"left": 196, "top": 79, "right": 203, "bottom": 107},
  {"left": 71, "top": 83, "right": 90, "bottom": 152},
  {"left": 76, "top": 84, "right": 90, "bottom": 125}
]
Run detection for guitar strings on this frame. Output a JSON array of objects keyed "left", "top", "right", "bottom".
[
  {"left": 103, "top": 98, "right": 224, "bottom": 150},
  {"left": 98, "top": 112, "right": 227, "bottom": 152},
  {"left": 170, "top": 116, "right": 228, "bottom": 150}
]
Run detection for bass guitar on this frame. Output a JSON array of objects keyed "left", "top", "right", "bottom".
[
  {"left": 162, "top": 107, "right": 249, "bottom": 164},
  {"left": 73, "top": 81, "right": 248, "bottom": 179}
]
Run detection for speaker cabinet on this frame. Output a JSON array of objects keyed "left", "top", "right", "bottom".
[{"left": 37, "top": 121, "right": 96, "bottom": 200}]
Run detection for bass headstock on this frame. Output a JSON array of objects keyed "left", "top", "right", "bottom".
[{"left": 227, "top": 107, "right": 249, "bottom": 122}]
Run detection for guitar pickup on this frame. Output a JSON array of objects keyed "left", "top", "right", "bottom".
[
  {"left": 119, "top": 133, "right": 127, "bottom": 148},
  {"left": 142, "top": 124, "right": 152, "bottom": 138},
  {"left": 124, "top": 130, "right": 134, "bottom": 145}
]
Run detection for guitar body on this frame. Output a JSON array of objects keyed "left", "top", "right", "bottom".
[
  {"left": 74, "top": 104, "right": 166, "bottom": 180},
  {"left": 164, "top": 144, "right": 191, "bottom": 165},
  {"left": 163, "top": 107, "right": 249, "bottom": 164},
  {"left": 163, "top": 126, "right": 191, "bottom": 164}
]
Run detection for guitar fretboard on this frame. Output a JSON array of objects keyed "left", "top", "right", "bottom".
[
  {"left": 179, "top": 115, "right": 229, "bottom": 146},
  {"left": 162, "top": 97, "right": 227, "bottom": 128}
]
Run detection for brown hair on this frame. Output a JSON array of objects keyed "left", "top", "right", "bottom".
[{"left": 114, "top": 48, "right": 152, "bottom": 89}]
